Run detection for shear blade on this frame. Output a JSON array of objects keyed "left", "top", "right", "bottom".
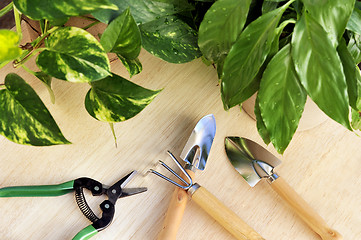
[{"left": 120, "top": 187, "right": 147, "bottom": 198}]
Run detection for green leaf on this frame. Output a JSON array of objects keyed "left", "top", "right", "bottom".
[
  {"left": 85, "top": 73, "right": 161, "bottom": 122},
  {"left": 221, "top": 1, "right": 293, "bottom": 109},
  {"left": 347, "top": 32, "right": 361, "bottom": 64},
  {"left": 337, "top": 38, "right": 358, "bottom": 109},
  {"left": 347, "top": 7, "right": 361, "bottom": 36},
  {"left": 262, "top": 1, "right": 279, "bottom": 14},
  {"left": 100, "top": 8, "right": 141, "bottom": 60},
  {"left": 270, "top": 19, "right": 296, "bottom": 56},
  {"left": 0, "top": 73, "right": 70, "bottom": 146},
  {"left": 302, "top": 0, "right": 355, "bottom": 47},
  {"left": 117, "top": 55, "right": 142, "bottom": 78},
  {"left": 140, "top": 15, "right": 201, "bottom": 63},
  {"left": 351, "top": 109, "right": 361, "bottom": 130},
  {"left": 258, "top": 44, "right": 306, "bottom": 154},
  {"left": 92, "top": 0, "right": 193, "bottom": 24},
  {"left": 291, "top": 13, "right": 351, "bottom": 129},
  {"left": 49, "top": 18, "right": 70, "bottom": 27},
  {"left": 0, "top": 30, "right": 22, "bottom": 64},
  {"left": 13, "top": 0, "right": 117, "bottom": 20},
  {"left": 37, "top": 27, "right": 111, "bottom": 83},
  {"left": 34, "top": 72, "right": 55, "bottom": 104},
  {"left": 351, "top": 69, "right": 361, "bottom": 129},
  {"left": 198, "top": 0, "right": 252, "bottom": 62},
  {"left": 0, "top": 2, "right": 13, "bottom": 18},
  {"left": 254, "top": 95, "right": 270, "bottom": 145}
]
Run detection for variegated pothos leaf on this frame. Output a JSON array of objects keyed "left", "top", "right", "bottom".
[
  {"left": 117, "top": 54, "right": 142, "bottom": 78},
  {"left": 85, "top": 73, "right": 161, "bottom": 122},
  {"left": 0, "top": 30, "right": 22, "bottom": 64},
  {"left": 140, "top": 15, "right": 201, "bottom": 63},
  {"left": 13, "top": 0, "right": 117, "bottom": 20},
  {"left": 92, "top": 0, "right": 193, "bottom": 24},
  {"left": 100, "top": 8, "right": 141, "bottom": 59},
  {"left": 36, "top": 27, "right": 111, "bottom": 83},
  {"left": 0, "top": 73, "right": 70, "bottom": 146}
]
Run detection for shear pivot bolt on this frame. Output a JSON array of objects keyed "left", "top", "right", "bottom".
[
  {"left": 112, "top": 189, "right": 117, "bottom": 194},
  {"left": 104, "top": 204, "right": 110, "bottom": 209}
]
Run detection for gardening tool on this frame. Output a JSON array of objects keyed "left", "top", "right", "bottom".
[
  {"left": 224, "top": 136, "right": 342, "bottom": 240},
  {"left": 150, "top": 151, "right": 265, "bottom": 240},
  {"left": 0, "top": 171, "right": 147, "bottom": 240},
  {"left": 157, "top": 114, "right": 216, "bottom": 240}
]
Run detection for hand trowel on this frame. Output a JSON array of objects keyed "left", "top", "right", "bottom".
[
  {"left": 152, "top": 117, "right": 264, "bottom": 240},
  {"left": 225, "top": 136, "right": 342, "bottom": 240}
]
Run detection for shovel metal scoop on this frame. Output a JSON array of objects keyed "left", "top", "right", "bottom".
[{"left": 225, "top": 137, "right": 342, "bottom": 240}]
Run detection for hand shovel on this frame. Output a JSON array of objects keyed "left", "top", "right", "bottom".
[
  {"left": 154, "top": 116, "right": 264, "bottom": 240},
  {"left": 158, "top": 114, "right": 216, "bottom": 240},
  {"left": 225, "top": 136, "right": 342, "bottom": 240}
]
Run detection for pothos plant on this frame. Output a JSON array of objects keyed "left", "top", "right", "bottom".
[
  {"left": 1, "top": 0, "right": 361, "bottom": 154},
  {"left": 197, "top": 0, "right": 361, "bottom": 153},
  {"left": 0, "top": 0, "right": 206, "bottom": 146}
]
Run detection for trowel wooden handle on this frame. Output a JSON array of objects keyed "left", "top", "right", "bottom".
[
  {"left": 157, "top": 170, "right": 195, "bottom": 240},
  {"left": 191, "top": 185, "right": 264, "bottom": 240},
  {"left": 271, "top": 177, "right": 342, "bottom": 240}
]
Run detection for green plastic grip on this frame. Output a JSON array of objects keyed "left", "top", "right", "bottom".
[
  {"left": 72, "top": 225, "right": 98, "bottom": 240},
  {"left": 0, "top": 180, "right": 75, "bottom": 197}
]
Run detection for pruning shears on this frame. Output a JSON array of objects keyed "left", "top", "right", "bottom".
[{"left": 0, "top": 170, "right": 147, "bottom": 240}]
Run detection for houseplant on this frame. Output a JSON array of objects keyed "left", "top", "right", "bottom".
[
  {"left": 0, "top": 0, "right": 206, "bottom": 146},
  {"left": 1, "top": 0, "right": 361, "bottom": 154},
  {"left": 197, "top": 0, "right": 361, "bottom": 153}
]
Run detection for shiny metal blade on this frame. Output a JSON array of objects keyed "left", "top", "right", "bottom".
[
  {"left": 120, "top": 187, "right": 147, "bottom": 198},
  {"left": 120, "top": 170, "right": 137, "bottom": 188},
  {"left": 180, "top": 114, "right": 216, "bottom": 171},
  {"left": 224, "top": 137, "right": 281, "bottom": 187}
]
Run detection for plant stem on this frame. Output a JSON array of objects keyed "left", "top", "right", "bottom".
[
  {"left": 77, "top": 15, "right": 100, "bottom": 22},
  {"left": 0, "top": 1, "right": 13, "bottom": 18},
  {"left": 13, "top": 48, "right": 46, "bottom": 67},
  {"left": 13, "top": 6, "right": 22, "bottom": 40},
  {"left": 83, "top": 21, "right": 101, "bottom": 30},
  {"left": 44, "top": 20, "right": 49, "bottom": 34},
  {"left": 0, "top": 61, "right": 9, "bottom": 70},
  {"left": 33, "top": 26, "right": 58, "bottom": 48},
  {"left": 39, "top": 19, "right": 49, "bottom": 35},
  {"left": 13, "top": 26, "right": 58, "bottom": 67},
  {"left": 20, "top": 64, "right": 36, "bottom": 75}
]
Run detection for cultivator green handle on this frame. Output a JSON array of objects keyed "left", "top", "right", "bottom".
[{"left": 0, "top": 180, "right": 74, "bottom": 197}]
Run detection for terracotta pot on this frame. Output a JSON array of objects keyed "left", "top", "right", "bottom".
[{"left": 242, "top": 93, "right": 328, "bottom": 131}]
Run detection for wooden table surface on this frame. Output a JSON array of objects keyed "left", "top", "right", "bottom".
[{"left": 1, "top": 29, "right": 361, "bottom": 240}]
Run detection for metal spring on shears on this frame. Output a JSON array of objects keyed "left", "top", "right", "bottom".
[
  {"left": 149, "top": 151, "right": 193, "bottom": 190},
  {"left": 75, "top": 188, "right": 99, "bottom": 223}
]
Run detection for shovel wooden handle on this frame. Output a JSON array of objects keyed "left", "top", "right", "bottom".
[
  {"left": 157, "top": 170, "right": 195, "bottom": 240},
  {"left": 271, "top": 177, "right": 342, "bottom": 240},
  {"left": 191, "top": 185, "right": 264, "bottom": 240}
]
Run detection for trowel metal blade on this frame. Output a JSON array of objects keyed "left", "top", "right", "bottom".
[
  {"left": 224, "top": 137, "right": 281, "bottom": 187},
  {"left": 180, "top": 114, "right": 216, "bottom": 171}
]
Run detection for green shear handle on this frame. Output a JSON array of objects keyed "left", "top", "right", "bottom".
[
  {"left": 0, "top": 180, "right": 74, "bottom": 197},
  {"left": 73, "top": 225, "right": 98, "bottom": 240},
  {"left": 0, "top": 171, "right": 147, "bottom": 239}
]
